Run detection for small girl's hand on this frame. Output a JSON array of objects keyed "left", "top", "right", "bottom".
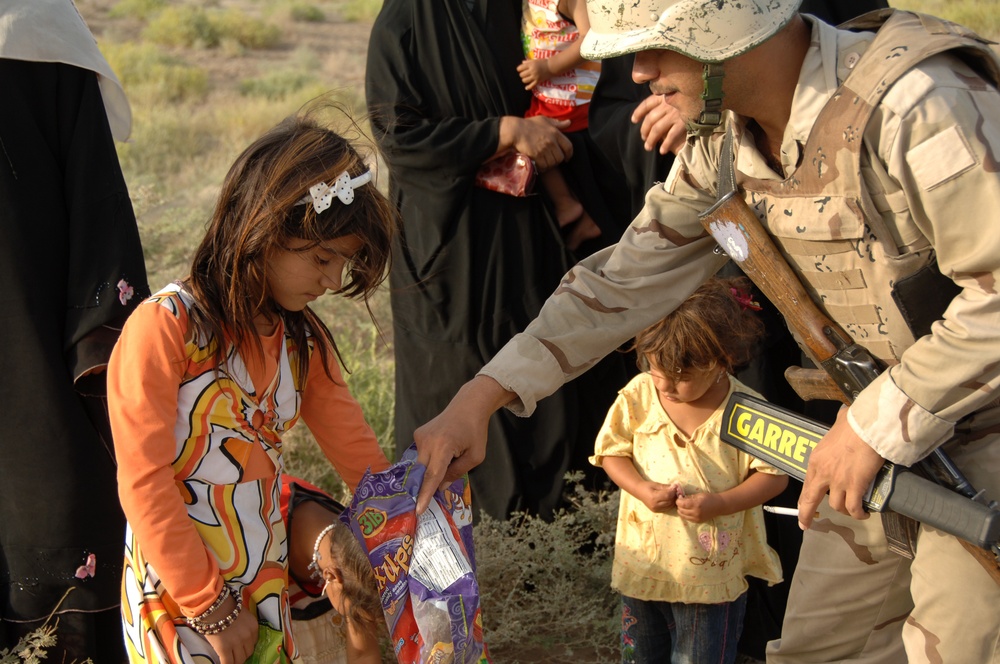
[
  {"left": 639, "top": 481, "right": 679, "bottom": 513},
  {"left": 203, "top": 591, "right": 259, "bottom": 664},
  {"left": 676, "top": 492, "right": 722, "bottom": 523},
  {"left": 517, "top": 59, "right": 550, "bottom": 90}
]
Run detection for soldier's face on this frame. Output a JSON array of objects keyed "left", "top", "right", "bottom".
[{"left": 632, "top": 49, "right": 706, "bottom": 126}]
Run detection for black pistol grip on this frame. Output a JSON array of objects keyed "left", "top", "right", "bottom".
[{"left": 886, "top": 470, "right": 1000, "bottom": 550}]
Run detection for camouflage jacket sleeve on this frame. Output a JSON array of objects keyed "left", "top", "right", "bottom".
[
  {"left": 479, "top": 145, "right": 729, "bottom": 416},
  {"left": 848, "top": 53, "right": 1000, "bottom": 465}
]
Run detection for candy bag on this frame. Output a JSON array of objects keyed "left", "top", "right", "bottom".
[{"left": 340, "top": 444, "right": 490, "bottom": 664}]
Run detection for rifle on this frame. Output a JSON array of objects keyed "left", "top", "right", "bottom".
[{"left": 697, "top": 129, "right": 1000, "bottom": 583}]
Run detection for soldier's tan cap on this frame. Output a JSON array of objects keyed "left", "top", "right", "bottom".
[{"left": 581, "top": 0, "right": 802, "bottom": 63}]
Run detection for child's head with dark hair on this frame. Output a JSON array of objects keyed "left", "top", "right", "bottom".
[
  {"left": 185, "top": 100, "right": 397, "bottom": 377},
  {"left": 633, "top": 276, "right": 765, "bottom": 377}
]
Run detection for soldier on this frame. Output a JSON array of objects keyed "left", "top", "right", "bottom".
[{"left": 412, "top": 1, "right": 1000, "bottom": 662}]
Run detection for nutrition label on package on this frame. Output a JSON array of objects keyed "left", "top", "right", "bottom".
[{"left": 409, "top": 500, "right": 473, "bottom": 592}]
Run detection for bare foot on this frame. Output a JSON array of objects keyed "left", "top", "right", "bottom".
[
  {"left": 554, "top": 197, "right": 584, "bottom": 228},
  {"left": 563, "top": 212, "right": 602, "bottom": 251}
]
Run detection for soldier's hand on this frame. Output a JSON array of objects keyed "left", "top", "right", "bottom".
[
  {"left": 798, "top": 407, "right": 884, "bottom": 530},
  {"left": 413, "top": 376, "right": 514, "bottom": 514}
]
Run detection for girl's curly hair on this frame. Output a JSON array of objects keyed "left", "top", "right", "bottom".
[{"left": 632, "top": 276, "right": 765, "bottom": 375}]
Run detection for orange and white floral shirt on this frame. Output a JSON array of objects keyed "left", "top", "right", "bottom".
[{"left": 109, "top": 283, "right": 387, "bottom": 663}]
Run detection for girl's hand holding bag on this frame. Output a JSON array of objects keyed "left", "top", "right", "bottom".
[{"left": 473, "top": 152, "right": 536, "bottom": 197}]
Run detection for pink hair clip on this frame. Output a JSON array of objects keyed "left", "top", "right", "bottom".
[{"left": 730, "top": 287, "right": 762, "bottom": 311}]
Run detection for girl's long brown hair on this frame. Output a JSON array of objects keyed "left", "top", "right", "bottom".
[
  {"left": 633, "top": 276, "right": 765, "bottom": 375},
  {"left": 185, "top": 102, "right": 396, "bottom": 382}
]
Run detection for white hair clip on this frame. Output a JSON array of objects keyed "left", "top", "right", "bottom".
[{"left": 298, "top": 170, "right": 372, "bottom": 213}]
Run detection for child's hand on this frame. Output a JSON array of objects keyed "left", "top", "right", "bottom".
[
  {"left": 517, "top": 59, "right": 550, "bottom": 90},
  {"left": 203, "top": 590, "right": 259, "bottom": 664},
  {"left": 676, "top": 492, "right": 723, "bottom": 523},
  {"left": 638, "top": 481, "right": 679, "bottom": 513},
  {"left": 631, "top": 94, "right": 687, "bottom": 155}
]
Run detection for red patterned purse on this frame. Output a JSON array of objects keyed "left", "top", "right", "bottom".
[{"left": 473, "top": 152, "right": 537, "bottom": 197}]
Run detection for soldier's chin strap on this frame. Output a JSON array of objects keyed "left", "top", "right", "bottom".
[{"left": 686, "top": 63, "right": 725, "bottom": 137}]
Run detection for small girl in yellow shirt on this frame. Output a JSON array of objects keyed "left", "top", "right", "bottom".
[{"left": 591, "top": 276, "right": 788, "bottom": 664}]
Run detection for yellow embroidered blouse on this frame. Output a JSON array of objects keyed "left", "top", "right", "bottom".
[{"left": 590, "top": 374, "right": 783, "bottom": 603}]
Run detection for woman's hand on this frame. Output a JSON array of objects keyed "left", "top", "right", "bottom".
[
  {"left": 202, "top": 591, "right": 259, "bottom": 664},
  {"left": 497, "top": 116, "right": 573, "bottom": 171}
]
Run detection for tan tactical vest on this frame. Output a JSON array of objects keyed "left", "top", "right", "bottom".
[{"left": 736, "top": 10, "right": 1000, "bottom": 363}]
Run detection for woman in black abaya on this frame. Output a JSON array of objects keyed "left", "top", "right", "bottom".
[
  {"left": 366, "top": 0, "right": 629, "bottom": 520},
  {"left": 0, "top": 2, "right": 149, "bottom": 660}
]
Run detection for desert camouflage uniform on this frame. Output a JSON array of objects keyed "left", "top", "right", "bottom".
[{"left": 481, "top": 12, "right": 1000, "bottom": 664}]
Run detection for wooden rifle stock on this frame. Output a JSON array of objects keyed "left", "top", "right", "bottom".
[
  {"left": 700, "top": 191, "right": 880, "bottom": 400},
  {"left": 784, "top": 367, "right": 851, "bottom": 404},
  {"left": 699, "top": 188, "right": 1000, "bottom": 583}
]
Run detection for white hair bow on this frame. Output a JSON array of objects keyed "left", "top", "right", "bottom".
[{"left": 298, "top": 170, "right": 372, "bottom": 213}]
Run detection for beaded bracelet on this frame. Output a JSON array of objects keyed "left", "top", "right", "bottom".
[
  {"left": 187, "top": 585, "right": 243, "bottom": 635},
  {"left": 190, "top": 585, "right": 230, "bottom": 624},
  {"left": 307, "top": 523, "right": 336, "bottom": 581}
]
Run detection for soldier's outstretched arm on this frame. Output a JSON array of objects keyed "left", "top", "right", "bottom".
[{"left": 413, "top": 375, "right": 516, "bottom": 514}]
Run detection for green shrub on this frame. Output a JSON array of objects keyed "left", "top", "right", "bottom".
[
  {"left": 239, "top": 71, "right": 317, "bottom": 100},
  {"left": 0, "top": 590, "right": 93, "bottom": 664},
  {"left": 117, "top": 112, "right": 218, "bottom": 182},
  {"left": 100, "top": 41, "right": 208, "bottom": 104},
  {"left": 143, "top": 6, "right": 281, "bottom": 50},
  {"left": 473, "top": 474, "right": 620, "bottom": 663},
  {"left": 341, "top": 0, "right": 383, "bottom": 23},
  {"left": 108, "top": 0, "right": 167, "bottom": 20},
  {"left": 142, "top": 5, "right": 218, "bottom": 48},
  {"left": 212, "top": 9, "right": 282, "bottom": 49},
  {"left": 289, "top": 3, "right": 325, "bottom": 23},
  {"left": 894, "top": 0, "right": 1000, "bottom": 40}
]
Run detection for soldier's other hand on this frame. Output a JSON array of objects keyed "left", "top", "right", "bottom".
[
  {"left": 413, "top": 375, "right": 514, "bottom": 514},
  {"left": 798, "top": 407, "right": 884, "bottom": 530}
]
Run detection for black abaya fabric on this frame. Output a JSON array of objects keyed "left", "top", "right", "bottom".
[
  {"left": 366, "top": 0, "right": 628, "bottom": 520},
  {"left": 0, "top": 59, "right": 148, "bottom": 660}
]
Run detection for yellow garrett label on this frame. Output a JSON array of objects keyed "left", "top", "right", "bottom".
[{"left": 722, "top": 397, "right": 824, "bottom": 479}]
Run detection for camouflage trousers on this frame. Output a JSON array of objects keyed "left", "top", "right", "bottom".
[{"left": 767, "top": 433, "right": 1000, "bottom": 664}]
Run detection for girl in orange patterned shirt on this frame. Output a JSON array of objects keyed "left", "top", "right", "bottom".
[{"left": 108, "top": 106, "right": 396, "bottom": 664}]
